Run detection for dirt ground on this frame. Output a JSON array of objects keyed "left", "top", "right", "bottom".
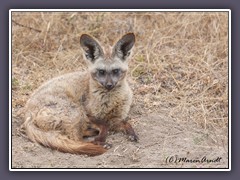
[
  {"left": 11, "top": 11, "right": 229, "bottom": 169},
  {"left": 12, "top": 111, "right": 228, "bottom": 169}
]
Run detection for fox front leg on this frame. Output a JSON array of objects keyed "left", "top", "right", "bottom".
[
  {"left": 86, "top": 114, "right": 112, "bottom": 149},
  {"left": 113, "top": 119, "right": 139, "bottom": 142},
  {"left": 92, "top": 123, "right": 112, "bottom": 149}
]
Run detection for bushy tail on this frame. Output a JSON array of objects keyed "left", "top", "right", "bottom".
[{"left": 22, "top": 117, "right": 107, "bottom": 156}]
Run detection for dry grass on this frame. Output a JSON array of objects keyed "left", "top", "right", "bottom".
[{"left": 12, "top": 11, "right": 228, "bottom": 135}]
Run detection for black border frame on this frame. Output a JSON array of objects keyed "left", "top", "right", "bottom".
[{"left": 1, "top": 0, "right": 239, "bottom": 179}]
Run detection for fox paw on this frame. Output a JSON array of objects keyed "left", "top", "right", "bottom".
[
  {"left": 128, "top": 134, "right": 139, "bottom": 142},
  {"left": 103, "top": 143, "right": 112, "bottom": 149},
  {"left": 93, "top": 141, "right": 112, "bottom": 149}
]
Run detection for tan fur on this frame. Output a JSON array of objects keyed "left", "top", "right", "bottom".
[{"left": 21, "top": 33, "right": 137, "bottom": 156}]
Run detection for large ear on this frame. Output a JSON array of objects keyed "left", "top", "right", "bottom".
[
  {"left": 80, "top": 34, "right": 104, "bottom": 63},
  {"left": 112, "top": 33, "right": 135, "bottom": 61}
]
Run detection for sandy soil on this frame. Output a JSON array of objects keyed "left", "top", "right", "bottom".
[{"left": 12, "top": 107, "right": 228, "bottom": 169}]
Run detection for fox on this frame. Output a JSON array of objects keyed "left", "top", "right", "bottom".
[{"left": 20, "top": 33, "right": 138, "bottom": 156}]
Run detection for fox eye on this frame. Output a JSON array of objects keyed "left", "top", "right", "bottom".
[
  {"left": 98, "top": 69, "right": 106, "bottom": 76},
  {"left": 112, "top": 69, "right": 120, "bottom": 74}
]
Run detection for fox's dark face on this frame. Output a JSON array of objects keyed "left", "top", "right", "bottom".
[
  {"left": 80, "top": 33, "right": 135, "bottom": 91},
  {"left": 90, "top": 60, "right": 127, "bottom": 90}
]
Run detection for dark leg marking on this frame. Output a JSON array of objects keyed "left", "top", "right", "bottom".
[
  {"left": 113, "top": 120, "right": 139, "bottom": 142},
  {"left": 86, "top": 113, "right": 112, "bottom": 149}
]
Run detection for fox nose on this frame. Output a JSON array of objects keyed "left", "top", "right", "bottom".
[{"left": 105, "top": 83, "right": 114, "bottom": 90}]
